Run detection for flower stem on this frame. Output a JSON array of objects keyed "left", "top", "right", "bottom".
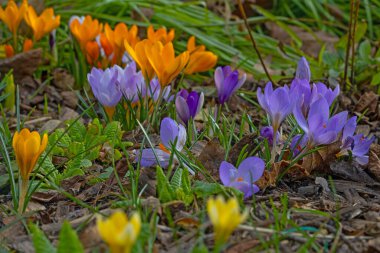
[
  {"left": 18, "top": 177, "right": 29, "bottom": 214},
  {"left": 270, "top": 125, "right": 278, "bottom": 164}
]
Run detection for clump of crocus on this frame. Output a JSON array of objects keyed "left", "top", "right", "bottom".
[
  {"left": 257, "top": 82, "right": 294, "bottom": 163},
  {"left": 136, "top": 117, "right": 186, "bottom": 168},
  {"left": 87, "top": 66, "right": 121, "bottom": 120},
  {"left": 24, "top": 6, "right": 60, "bottom": 41},
  {"left": 97, "top": 211, "right": 141, "bottom": 253},
  {"left": 294, "top": 96, "right": 347, "bottom": 149},
  {"left": 184, "top": 36, "right": 217, "bottom": 75},
  {"left": 337, "top": 116, "right": 375, "bottom": 165},
  {"left": 219, "top": 157, "right": 265, "bottom": 198},
  {"left": 175, "top": 89, "right": 204, "bottom": 125},
  {"left": 0, "top": 0, "right": 28, "bottom": 36},
  {"left": 207, "top": 196, "right": 247, "bottom": 246},
  {"left": 214, "top": 65, "right": 246, "bottom": 104},
  {"left": 13, "top": 128, "right": 48, "bottom": 213}
]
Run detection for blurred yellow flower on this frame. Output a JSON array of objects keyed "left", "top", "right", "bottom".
[
  {"left": 12, "top": 128, "right": 48, "bottom": 181},
  {"left": 97, "top": 211, "right": 141, "bottom": 253},
  {"left": 70, "top": 15, "right": 103, "bottom": 50},
  {"left": 184, "top": 36, "right": 217, "bottom": 75},
  {"left": 0, "top": 0, "right": 28, "bottom": 34},
  {"left": 147, "top": 25, "right": 175, "bottom": 44},
  {"left": 146, "top": 41, "right": 189, "bottom": 86},
  {"left": 85, "top": 41, "right": 100, "bottom": 66},
  {"left": 207, "top": 196, "right": 247, "bottom": 244},
  {"left": 24, "top": 6, "right": 60, "bottom": 41},
  {"left": 125, "top": 39, "right": 155, "bottom": 80}
]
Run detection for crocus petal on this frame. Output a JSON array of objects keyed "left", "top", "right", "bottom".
[
  {"left": 343, "top": 116, "right": 357, "bottom": 141},
  {"left": 296, "top": 56, "right": 311, "bottom": 82},
  {"left": 237, "top": 157, "right": 265, "bottom": 183},
  {"left": 229, "top": 181, "right": 254, "bottom": 199},
  {"left": 175, "top": 96, "right": 190, "bottom": 124},
  {"left": 160, "top": 117, "right": 180, "bottom": 148},
  {"left": 219, "top": 161, "right": 237, "bottom": 186},
  {"left": 137, "top": 148, "right": 171, "bottom": 168}
]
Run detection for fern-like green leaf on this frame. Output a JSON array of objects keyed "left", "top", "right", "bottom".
[
  {"left": 30, "top": 223, "right": 56, "bottom": 253},
  {"left": 57, "top": 221, "right": 84, "bottom": 253}
]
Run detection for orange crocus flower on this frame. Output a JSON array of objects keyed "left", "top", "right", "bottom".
[
  {"left": 184, "top": 36, "right": 217, "bottom": 75},
  {"left": 0, "top": 0, "right": 28, "bottom": 34},
  {"left": 23, "top": 39, "right": 33, "bottom": 52},
  {"left": 85, "top": 41, "right": 100, "bottom": 66},
  {"left": 70, "top": 15, "right": 103, "bottom": 50},
  {"left": 125, "top": 39, "right": 155, "bottom": 80},
  {"left": 4, "top": 44, "right": 14, "bottom": 58},
  {"left": 147, "top": 25, "right": 175, "bottom": 44},
  {"left": 24, "top": 6, "right": 60, "bottom": 41},
  {"left": 146, "top": 41, "right": 189, "bottom": 86},
  {"left": 105, "top": 23, "right": 139, "bottom": 64}
]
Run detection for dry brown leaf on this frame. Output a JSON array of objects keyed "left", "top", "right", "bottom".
[
  {"left": 228, "top": 133, "right": 258, "bottom": 165},
  {"left": 0, "top": 48, "right": 42, "bottom": 82},
  {"left": 175, "top": 217, "right": 200, "bottom": 230},
  {"left": 226, "top": 239, "right": 260, "bottom": 253},
  {"left": 302, "top": 141, "right": 341, "bottom": 175},
  {"left": 196, "top": 138, "right": 225, "bottom": 179},
  {"left": 355, "top": 91, "right": 379, "bottom": 114},
  {"left": 368, "top": 143, "right": 380, "bottom": 182}
]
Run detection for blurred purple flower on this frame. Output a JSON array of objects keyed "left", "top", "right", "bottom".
[
  {"left": 137, "top": 117, "right": 186, "bottom": 168},
  {"left": 257, "top": 82, "right": 294, "bottom": 131},
  {"left": 88, "top": 66, "right": 121, "bottom": 108},
  {"left": 296, "top": 56, "right": 311, "bottom": 82},
  {"left": 115, "top": 61, "right": 146, "bottom": 103},
  {"left": 260, "top": 126, "right": 279, "bottom": 146},
  {"left": 175, "top": 89, "right": 204, "bottom": 124},
  {"left": 294, "top": 96, "right": 347, "bottom": 147},
  {"left": 219, "top": 157, "right": 265, "bottom": 199},
  {"left": 214, "top": 66, "right": 246, "bottom": 104},
  {"left": 338, "top": 116, "right": 375, "bottom": 165},
  {"left": 290, "top": 134, "right": 309, "bottom": 157},
  {"left": 147, "top": 78, "right": 173, "bottom": 102}
]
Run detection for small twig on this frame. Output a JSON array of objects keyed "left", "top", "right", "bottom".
[
  {"left": 350, "top": 0, "right": 361, "bottom": 90},
  {"left": 237, "top": 0, "right": 274, "bottom": 84},
  {"left": 343, "top": 0, "right": 355, "bottom": 91}
]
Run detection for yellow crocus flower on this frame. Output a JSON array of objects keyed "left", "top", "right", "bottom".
[
  {"left": 146, "top": 41, "right": 189, "bottom": 86},
  {"left": 70, "top": 15, "right": 103, "bottom": 50},
  {"left": 0, "top": 0, "right": 28, "bottom": 34},
  {"left": 207, "top": 196, "right": 247, "bottom": 244},
  {"left": 13, "top": 128, "right": 48, "bottom": 181},
  {"left": 147, "top": 25, "right": 175, "bottom": 44},
  {"left": 12, "top": 128, "right": 48, "bottom": 213},
  {"left": 124, "top": 39, "right": 155, "bottom": 81},
  {"left": 24, "top": 6, "right": 60, "bottom": 41},
  {"left": 184, "top": 36, "right": 218, "bottom": 75},
  {"left": 97, "top": 211, "right": 141, "bottom": 253}
]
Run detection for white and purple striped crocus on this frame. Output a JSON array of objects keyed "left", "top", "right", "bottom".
[
  {"left": 137, "top": 117, "right": 186, "bottom": 168},
  {"left": 219, "top": 157, "right": 265, "bottom": 199},
  {"left": 294, "top": 96, "right": 347, "bottom": 147},
  {"left": 88, "top": 66, "right": 121, "bottom": 119},
  {"left": 115, "top": 61, "right": 146, "bottom": 103},
  {"left": 337, "top": 116, "right": 375, "bottom": 165},
  {"left": 175, "top": 89, "right": 204, "bottom": 125},
  {"left": 214, "top": 66, "right": 246, "bottom": 104}
]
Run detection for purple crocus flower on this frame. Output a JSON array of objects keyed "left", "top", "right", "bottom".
[
  {"left": 137, "top": 117, "right": 186, "bottom": 168},
  {"left": 295, "top": 56, "right": 311, "bottom": 82},
  {"left": 290, "top": 134, "right": 309, "bottom": 157},
  {"left": 147, "top": 78, "right": 173, "bottom": 102},
  {"left": 311, "top": 82, "right": 340, "bottom": 106},
  {"left": 214, "top": 66, "right": 246, "bottom": 104},
  {"left": 260, "top": 126, "right": 279, "bottom": 146},
  {"left": 338, "top": 116, "right": 375, "bottom": 165},
  {"left": 219, "top": 157, "right": 265, "bottom": 198},
  {"left": 257, "top": 82, "right": 294, "bottom": 131},
  {"left": 175, "top": 89, "right": 204, "bottom": 124},
  {"left": 88, "top": 66, "right": 121, "bottom": 119},
  {"left": 294, "top": 96, "right": 347, "bottom": 147},
  {"left": 115, "top": 61, "right": 146, "bottom": 103}
]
